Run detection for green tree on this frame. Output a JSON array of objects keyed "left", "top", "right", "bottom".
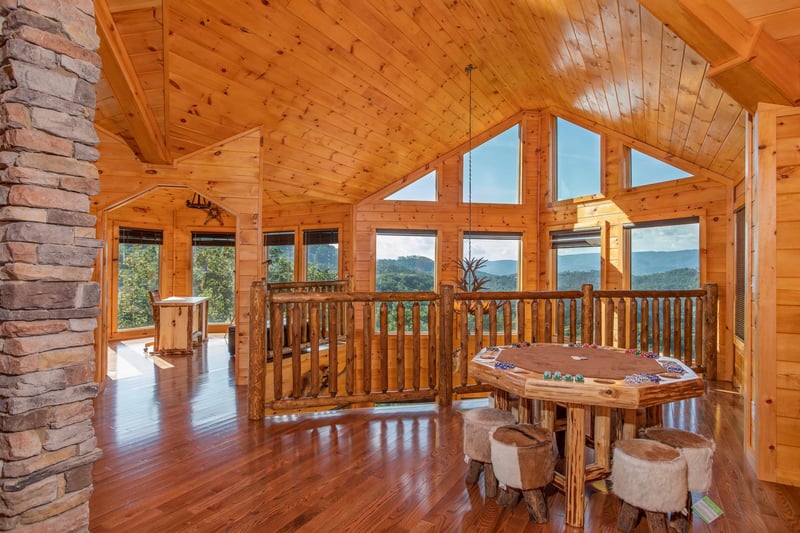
[
  {"left": 193, "top": 245, "right": 235, "bottom": 323},
  {"left": 268, "top": 246, "right": 294, "bottom": 282},
  {"left": 118, "top": 243, "right": 159, "bottom": 329}
]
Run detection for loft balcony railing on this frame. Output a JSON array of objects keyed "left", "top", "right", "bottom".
[{"left": 248, "top": 282, "right": 717, "bottom": 419}]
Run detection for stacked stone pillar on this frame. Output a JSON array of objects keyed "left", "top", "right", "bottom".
[{"left": 0, "top": 1, "right": 102, "bottom": 531}]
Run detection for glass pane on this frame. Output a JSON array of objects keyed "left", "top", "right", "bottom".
[
  {"left": 265, "top": 231, "right": 295, "bottom": 282},
  {"left": 192, "top": 244, "right": 235, "bottom": 324},
  {"left": 385, "top": 170, "right": 436, "bottom": 201},
  {"left": 376, "top": 232, "right": 436, "bottom": 333},
  {"left": 556, "top": 248, "right": 600, "bottom": 290},
  {"left": 463, "top": 234, "right": 520, "bottom": 291},
  {"left": 630, "top": 148, "right": 691, "bottom": 187},
  {"left": 630, "top": 223, "right": 699, "bottom": 289},
  {"left": 462, "top": 124, "right": 520, "bottom": 204},
  {"left": 305, "top": 231, "right": 338, "bottom": 281},
  {"left": 117, "top": 242, "right": 160, "bottom": 330},
  {"left": 555, "top": 118, "right": 601, "bottom": 201},
  {"left": 376, "top": 233, "right": 436, "bottom": 292}
]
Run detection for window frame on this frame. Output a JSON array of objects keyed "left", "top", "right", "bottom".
[
  {"left": 303, "top": 228, "right": 340, "bottom": 282},
  {"left": 461, "top": 123, "right": 522, "bottom": 206},
  {"left": 623, "top": 216, "right": 702, "bottom": 290},
  {"left": 264, "top": 230, "right": 297, "bottom": 283},
  {"left": 734, "top": 207, "right": 746, "bottom": 341},
  {"left": 375, "top": 229, "right": 438, "bottom": 292},
  {"left": 384, "top": 169, "right": 438, "bottom": 202},
  {"left": 461, "top": 231, "right": 522, "bottom": 291},
  {"left": 114, "top": 225, "right": 165, "bottom": 335},
  {"left": 624, "top": 145, "right": 692, "bottom": 189},
  {"left": 550, "top": 227, "right": 602, "bottom": 291},
  {"left": 551, "top": 116, "right": 604, "bottom": 203},
  {"left": 191, "top": 231, "right": 236, "bottom": 325}
]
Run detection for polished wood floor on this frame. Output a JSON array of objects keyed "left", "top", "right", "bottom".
[{"left": 90, "top": 336, "right": 800, "bottom": 532}]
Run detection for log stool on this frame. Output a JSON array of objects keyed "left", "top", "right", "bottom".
[
  {"left": 611, "top": 439, "right": 688, "bottom": 533},
  {"left": 462, "top": 407, "right": 516, "bottom": 498},
  {"left": 490, "top": 424, "right": 555, "bottom": 523}
]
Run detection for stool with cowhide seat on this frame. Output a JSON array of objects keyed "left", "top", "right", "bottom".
[
  {"left": 462, "top": 407, "right": 516, "bottom": 498},
  {"left": 611, "top": 439, "right": 688, "bottom": 533},
  {"left": 489, "top": 424, "right": 556, "bottom": 523},
  {"left": 642, "top": 427, "right": 715, "bottom": 530}
]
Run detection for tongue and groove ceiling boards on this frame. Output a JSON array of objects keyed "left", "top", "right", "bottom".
[{"left": 95, "top": 0, "right": 800, "bottom": 206}]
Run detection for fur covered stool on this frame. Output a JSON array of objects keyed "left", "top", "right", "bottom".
[
  {"left": 611, "top": 439, "right": 688, "bottom": 533},
  {"left": 489, "top": 424, "right": 555, "bottom": 523},
  {"left": 462, "top": 407, "right": 516, "bottom": 498},
  {"left": 641, "top": 427, "right": 715, "bottom": 493},
  {"left": 642, "top": 426, "right": 715, "bottom": 530}
]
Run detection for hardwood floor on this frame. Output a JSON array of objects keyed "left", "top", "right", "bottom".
[{"left": 90, "top": 336, "right": 800, "bottom": 532}]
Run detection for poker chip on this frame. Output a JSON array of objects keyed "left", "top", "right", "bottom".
[
  {"left": 624, "top": 373, "right": 661, "bottom": 384},
  {"left": 658, "top": 361, "right": 686, "bottom": 374},
  {"left": 494, "top": 361, "right": 515, "bottom": 370}
]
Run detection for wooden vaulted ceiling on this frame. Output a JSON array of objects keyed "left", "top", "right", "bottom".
[{"left": 95, "top": 0, "right": 800, "bottom": 206}]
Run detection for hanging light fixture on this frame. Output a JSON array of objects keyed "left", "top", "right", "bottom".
[{"left": 456, "top": 63, "right": 489, "bottom": 295}]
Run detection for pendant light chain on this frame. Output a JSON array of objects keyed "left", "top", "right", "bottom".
[{"left": 466, "top": 63, "right": 475, "bottom": 275}]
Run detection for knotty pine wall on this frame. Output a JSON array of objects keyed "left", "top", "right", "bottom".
[
  {"left": 93, "top": 128, "right": 263, "bottom": 386},
  {"left": 749, "top": 104, "right": 800, "bottom": 487}
]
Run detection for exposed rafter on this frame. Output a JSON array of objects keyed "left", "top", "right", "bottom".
[
  {"left": 95, "top": 0, "right": 171, "bottom": 164},
  {"left": 638, "top": 0, "right": 800, "bottom": 112}
]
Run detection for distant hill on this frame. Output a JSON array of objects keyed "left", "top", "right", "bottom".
[
  {"left": 559, "top": 250, "right": 697, "bottom": 275},
  {"left": 478, "top": 259, "right": 518, "bottom": 276}
]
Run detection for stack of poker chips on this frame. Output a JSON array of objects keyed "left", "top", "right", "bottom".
[{"left": 624, "top": 373, "right": 661, "bottom": 384}]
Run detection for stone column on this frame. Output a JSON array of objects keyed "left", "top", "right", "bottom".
[{"left": 0, "top": 1, "right": 102, "bottom": 531}]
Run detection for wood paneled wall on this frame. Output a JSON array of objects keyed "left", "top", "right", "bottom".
[
  {"left": 751, "top": 104, "right": 800, "bottom": 486},
  {"left": 93, "top": 129, "right": 263, "bottom": 385}
]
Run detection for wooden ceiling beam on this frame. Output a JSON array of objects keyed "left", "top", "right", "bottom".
[
  {"left": 638, "top": 0, "right": 800, "bottom": 112},
  {"left": 95, "top": 0, "right": 172, "bottom": 164}
]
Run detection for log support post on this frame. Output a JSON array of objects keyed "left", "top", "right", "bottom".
[{"left": 248, "top": 280, "right": 267, "bottom": 419}]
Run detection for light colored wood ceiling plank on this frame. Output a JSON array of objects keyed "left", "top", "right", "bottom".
[
  {"left": 639, "top": 0, "right": 800, "bottom": 110},
  {"left": 96, "top": 0, "right": 170, "bottom": 164}
]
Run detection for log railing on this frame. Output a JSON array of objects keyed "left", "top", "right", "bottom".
[
  {"left": 249, "top": 282, "right": 718, "bottom": 419},
  {"left": 590, "top": 284, "right": 717, "bottom": 378},
  {"left": 249, "top": 283, "right": 439, "bottom": 417}
]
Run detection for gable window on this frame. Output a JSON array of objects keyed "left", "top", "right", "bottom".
[
  {"left": 463, "top": 232, "right": 521, "bottom": 291},
  {"left": 264, "top": 231, "right": 295, "bottom": 283},
  {"left": 192, "top": 232, "right": 235, "bottom": 324},
  {"left": 628, "top": 147, "right": 691, "bottom": 187},
  {"left": 304, "top": 229, "right": 339, "bottom": 281},
  {"left": 385, "top": 170, "right": 437, "bottom": 201},
  {"left": 463, "top": 124, "right": 521, "bottom": 205},
  {"left": 554, "top": 117, "right": 601, "bottom": 201},
  {"left": 626, "top": 218, "right": 699, "bottom": 290},
  {"left": 117, "top": 227, "right": 162, "bottom": 330},
  {"left": 551, "top": 228, "right": 601, "bottom": 290}
]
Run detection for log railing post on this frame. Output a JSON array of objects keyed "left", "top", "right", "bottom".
[
  {"left": 248, "top": 280, "right": 266, "bottom": 420},
  {"left": 439, "top": 284, "right": 454, "bottom": 406},
  {"left": 581, "top": 284, "right": 593, "bottom": 345},
  {"left": 702, "top": 283, "right": 718, "bottom": 379}
]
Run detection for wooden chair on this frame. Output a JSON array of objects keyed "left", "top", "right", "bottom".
[{"left": 144, "top": 290, "right": 161, "bottom": 354}]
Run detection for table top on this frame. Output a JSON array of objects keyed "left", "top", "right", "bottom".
[
  {"left": 154, "top": 296, "right": 209, "bottom": 305},
  {"left": 469, "top": 343, "right": 704, "bottom": 409}
]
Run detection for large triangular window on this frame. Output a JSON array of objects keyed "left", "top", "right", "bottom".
[
  {"left": 629, "top": 148, "right": 691, "bottom": 187},
  {"left": 385, "top": 170, "right": 437, "bottom": 201}
]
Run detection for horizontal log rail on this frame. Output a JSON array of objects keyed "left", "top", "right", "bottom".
[{"left": 249, "top": 282, "right": 718, "bottom": 419}]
